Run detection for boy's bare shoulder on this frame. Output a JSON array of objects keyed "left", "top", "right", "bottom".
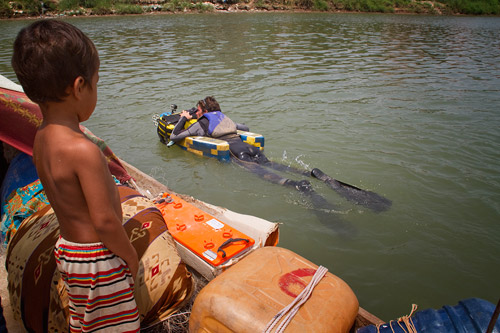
[
  {"left": 45, "top": 130, "right": 99, "bottom": 158},
  {"left": 66, "top": 135, "right": 107, "bottom": 170},
  {"left": 36, "top": 129, "right": 105, "bottom": 176},
  {"left": 68, "top": 134, "right": 101, "bottom": 156}
]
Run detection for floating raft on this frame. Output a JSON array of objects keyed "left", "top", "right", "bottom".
[{"left": 156, "top": 114, "right": 264, "bottom": 162}]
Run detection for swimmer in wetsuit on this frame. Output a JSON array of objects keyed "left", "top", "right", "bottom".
[
  {"left": 169, "top": 96, "right": 391, "bottom": 213},
  {"left": 169, "top": 96, "right": 312, "bottom": 191}
]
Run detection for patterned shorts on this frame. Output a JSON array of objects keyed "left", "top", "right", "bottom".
[{"left": 54, "top": 236, "right": 140, "bottom": 332}]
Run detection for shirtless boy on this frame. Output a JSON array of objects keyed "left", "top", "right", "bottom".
[{"left": 12, "top": 20, "right": 140, "bottom": 332}]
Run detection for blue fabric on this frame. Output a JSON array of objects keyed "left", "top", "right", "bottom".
[
  {"left": 357, "top": 298, "right": 500, "bottom": 333},
  {"left": 0, "top": 153, "right": 38, "bottom": 217},
  {"left": 203, "top": 111, "right": 224, "bottom": 136},
  {"left": 1, "top": 178, "right": 48, "bottom": 245},
  {"left": 0, "top": 152, "right": 47, "bottom": 245}
]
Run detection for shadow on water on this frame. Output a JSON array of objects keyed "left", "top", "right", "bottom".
[{"left": 301, "top": 186, "right": 358, "bottom": 239}]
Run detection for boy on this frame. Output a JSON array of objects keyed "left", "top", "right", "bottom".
[{"left": 12, "top": 20, "right": 140, "bottom": 332}]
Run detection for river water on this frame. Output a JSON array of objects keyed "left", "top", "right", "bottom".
[{"left": 1, "top": 13, "right": 499, "bottom": 321}]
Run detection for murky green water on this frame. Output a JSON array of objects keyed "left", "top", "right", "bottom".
[{"left": 1, "top": 13, "right": 499, "bottom": 321}]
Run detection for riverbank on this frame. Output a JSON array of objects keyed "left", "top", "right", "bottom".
[{"left": 1, "top": 0, "right": 499, "bottom": 19}]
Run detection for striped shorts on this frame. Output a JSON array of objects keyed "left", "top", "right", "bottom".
[{"left": 54, "top": 236, "right": 140, "bottom": 332}]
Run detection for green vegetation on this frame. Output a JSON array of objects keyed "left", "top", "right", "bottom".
[
  {"left": 115, "top": 3, "right": 143, "bottom": 13},
  {"left": 443, "top": 0, "right": 499, "bottom": 14},
  {"left": 0, "top": 0, "right": 13, "bottom": 17},
  {"left": 0, "top": 0, "right": 498, "bottom": 18}
]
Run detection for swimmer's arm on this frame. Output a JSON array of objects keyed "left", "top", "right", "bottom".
[
  {"left": 76, "top": 142, "right": 139, "bottom": 280},
  {"left": 170, "top": 120, "right": 205, "bottom": 142}
]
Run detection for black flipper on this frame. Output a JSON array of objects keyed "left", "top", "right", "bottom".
[
  {"left": 311, "top": 168, "right": 392, "bottom": 212},
  {"left": 261, "top": 161, "right": 392, "bottom": 213}
]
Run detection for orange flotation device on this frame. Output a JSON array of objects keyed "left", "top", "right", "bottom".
[{"left": 155, "top": 192, "right": 255, "bottom": 267}]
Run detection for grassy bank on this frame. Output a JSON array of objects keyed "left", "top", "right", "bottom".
[{"left": 1, "top": 0, "right": 499, "bottom": 19}]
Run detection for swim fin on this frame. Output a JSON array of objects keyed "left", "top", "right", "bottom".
[{"left": 311, "top": 168, "right": 392, "bottom": 212}]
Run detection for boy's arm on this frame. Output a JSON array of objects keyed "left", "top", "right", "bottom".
[{"left": 76, "top": 140, "right": 139, "bottom": 280}]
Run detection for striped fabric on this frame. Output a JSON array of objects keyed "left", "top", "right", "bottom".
[{"left": 54, "top": 236, "right": 140, "bottom": 332}]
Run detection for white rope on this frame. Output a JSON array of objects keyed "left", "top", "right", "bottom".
[{"left": 263, "top": 266, "right": 328, "bottom": 333}]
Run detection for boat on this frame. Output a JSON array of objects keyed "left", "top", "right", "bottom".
[{"left": 153, "top": 106, "right": 265, "bottom": 162}]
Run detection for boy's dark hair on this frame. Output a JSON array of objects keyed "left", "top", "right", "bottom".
[
  {"left": 11, "top": 19, "right": 99, "bottom": 105},
  {"left": 198, "top": 96, "right": 221, "bottom": 113}
]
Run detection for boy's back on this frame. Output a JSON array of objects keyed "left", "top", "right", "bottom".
[
  {"left": 33, "top": 116, "right": 122, "bottom": 244},
  {"left": 12, "top": 19, "right": 140, "bottom": 332}
]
